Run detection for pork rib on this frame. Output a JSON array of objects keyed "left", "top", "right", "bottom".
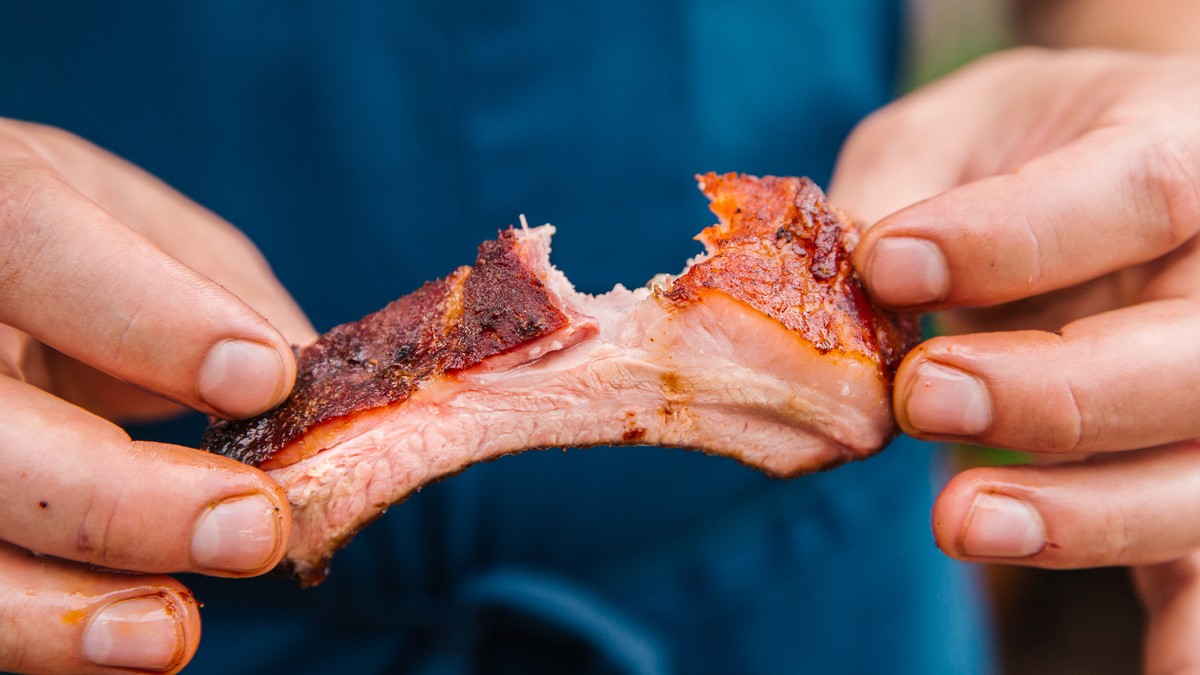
[{"left": 201, "top": 173, "right": 919, "bottom": 585}]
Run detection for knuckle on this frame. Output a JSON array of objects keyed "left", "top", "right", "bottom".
[
  {"left": 106, "top": 302, "right": 147, "bottom": 365},
  {"left": 1051, "top": 375, "right": 1086, "bottom": 454},
  {"left": 0, "top": 162, "right": 46, "bottom": 227},
  {"left": 1135, "top": 127, "right": 1200, "bottom": 251},
  {"left": 1013, "top": 331, "right": 1084, "bottom": 454},
  {"left": 74, "top": 493, "right": 121, "bottom": 565},
  {"left": 0, "top": 164, "right": 62, "bottom": 297},
  {"left": 1010, "top": 177, "right": 1049, "bottom": 290},
  {"left": 1091, "top": 506, "right": 1134, "bottom": 567}
]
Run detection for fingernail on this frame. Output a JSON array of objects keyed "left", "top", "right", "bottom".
[
  {"left": 905, "top": 361, "right": 991, "bottom": 436},
  {"left": 960, "top": 492, "right": 1047, "bottom": 558},
  {"left": 82, "top": 596, "right": 183, "bottom": 671},
  {"left": 198, "top": 339, "right": 287, "bottom": 417},
  {"left": 865, "top": 236, "right": 949, "bottom": 306},
  {"left": 190, "top": 493, "right": 281, "bottom": 573}
]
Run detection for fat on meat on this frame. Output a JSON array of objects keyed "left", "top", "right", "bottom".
[{"left": 201, "top": 173, "right": 920, "bottom": 585}]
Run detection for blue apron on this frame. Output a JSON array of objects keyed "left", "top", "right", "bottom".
[{"left": 0, "top": 2, "right": 993, "bottom": 672}]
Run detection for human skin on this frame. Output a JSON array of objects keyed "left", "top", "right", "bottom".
[
  {"left": 0, "top": 120, "right": 317, "bottom": 674},
  {"left": 830, "top": 46, "right": 1200, "bottom": 675},
  {"left": 6, "top": 6, "right": 1200, "bottom": 675}
]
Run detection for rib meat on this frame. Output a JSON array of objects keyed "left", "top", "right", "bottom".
[{"left": 201, "top": 173, "right": 919, "bottom": 585}]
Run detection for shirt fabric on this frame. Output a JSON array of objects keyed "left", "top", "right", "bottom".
[{"left": 0, "top": 2, "right": 993, "bottom": 673}]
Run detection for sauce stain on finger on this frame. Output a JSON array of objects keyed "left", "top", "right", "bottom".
[{"left": 60, "top": 607, "right": 87, "bottom": 625}]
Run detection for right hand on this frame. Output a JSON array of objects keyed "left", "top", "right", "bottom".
[
  {"left": 0, "top": 119, "right": 318, "bottom": 674},
  {"left": 830, "top": 48, "right": 1200, "bottom": 673}
]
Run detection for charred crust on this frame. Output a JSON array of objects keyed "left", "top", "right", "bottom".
[
  {"left": 202, "top": 175, "right": 919, "bottom": 468},
  {"left": 621, "top": 427, "right": 648, "bottom": 442},
  {"left": 201, "top": 228, "right": 569, "bottom": 466},
  {"left": 673, "top": 173, "right": 919, "bottom": 376}
]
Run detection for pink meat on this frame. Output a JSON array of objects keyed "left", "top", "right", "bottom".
[{"left": 202, "top": 173, "right": 919, "bottom": 585}]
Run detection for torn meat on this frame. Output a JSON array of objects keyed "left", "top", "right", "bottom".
[{"left": 201, "top": 173, "right": 920, "bottom": 585}]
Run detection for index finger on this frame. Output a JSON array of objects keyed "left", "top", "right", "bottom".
[
  {"left": 19, "top": 121, "right": 317, "bottom": 347},
  {"left": 853, "top": 123, "right": 1200, "bottom": 311},
  {"left": 0, "top": 157, "right": 295, "bottom": 418}
]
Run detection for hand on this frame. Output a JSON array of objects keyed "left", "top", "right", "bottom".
[
  {"left": 0, "top": 119, "right": 317, "bottom": 674},
  {"left": 830, "top": 48, "right": 1200, "bottom": 674}
]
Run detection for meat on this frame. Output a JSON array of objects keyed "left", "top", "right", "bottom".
[{"left": 201, "top": 173, "right": 920, "bottom": 585}]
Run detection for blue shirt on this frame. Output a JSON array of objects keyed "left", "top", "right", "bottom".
[{"left": 0, "top": 2, "right": 993, "bottom": 673}]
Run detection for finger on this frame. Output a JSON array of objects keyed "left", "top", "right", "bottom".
[
  {"left": 829, "top": 74, "right": 992, "bottom": 224},
  {"left": 0, "top": 541, "right": 200, "bottom": 675},
  {"left": 5, "top": 322, "right": 187, "bottom": 425},
  {"left": 934, "top": 271, "right": 1146, "bottom": 336},
  {"left": 853, "top": 122, "right": 1200, "bottom": 310},
  {"left": 0, "top": 377, "right": 290, "bottom": 576},
  {"left": 828, "top": 48, "right": 1116, "bottom": 224},
  {"left": 0, "top": 323, "right": 26, "bottom": 380},
  {"left": 935, "top": 234, "right": 1194, "bottom": 337},
  {"left": 894, "top": 298, "right": 1200, "bottom": 453},
  {"left": 932, "top": 442, "right": 1200, "bottom": 568},
  {"left": 1136, "top": 555, "right": 1200, "bottom": 675},
  {"left": 17, "top": 121, "right": 317, "bottom": 346},
  {"left": 0, "top": 157, "right": 294, "bottom": 418},
  {"left": 23, "top": 344, "right": 187, "bottom": 423}
]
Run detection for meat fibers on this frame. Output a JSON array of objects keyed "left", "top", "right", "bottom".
[{"left": 202, "top": 173, "right": 920, "bottom": 585}]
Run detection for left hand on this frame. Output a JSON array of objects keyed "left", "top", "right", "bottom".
[
  {"left": 830, "top": 47, "right": 1200, "bottom": 674},
  {"left": 0, "top": 120, "right": 318, "bottom": 675}
]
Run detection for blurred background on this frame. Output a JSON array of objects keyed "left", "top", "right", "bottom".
[{"left": 908, "top": 1, "right": 1145, "bottom": 673}]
